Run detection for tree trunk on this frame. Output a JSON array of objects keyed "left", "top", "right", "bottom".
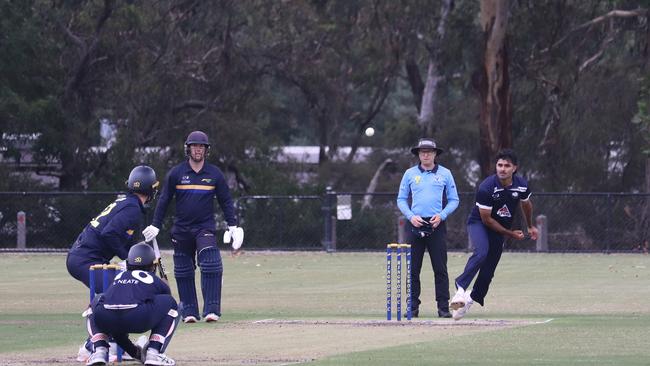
[
  {"left": 361, "top": 158, "right": 393, "bottom": 210},
  {"left": 416, "top": 0, "right": 454, "bottom": 137},
  {"left": 477, "top": 0, "right": 512, "bottom": 178}
]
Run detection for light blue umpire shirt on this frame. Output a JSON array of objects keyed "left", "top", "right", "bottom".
[{"left": 397, "top": 164, "right": 460, "bottom": 221}]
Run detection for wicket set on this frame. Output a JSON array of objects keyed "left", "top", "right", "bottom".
[
  {"left": 386, "top": 243, "right": 412, "bottom": 321},
  {"left": 88, "top": 264, "right": 124, "bottom": 362}
]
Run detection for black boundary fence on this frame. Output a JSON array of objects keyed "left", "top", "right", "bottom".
[{"left": 1, "top": 191, "right": 649, "bottom": 253}]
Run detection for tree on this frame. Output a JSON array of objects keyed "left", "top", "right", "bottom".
[{"left": 475, "top": 0, "right": 511, "bottom": 178}]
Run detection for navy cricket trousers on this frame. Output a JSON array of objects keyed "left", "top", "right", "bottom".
[
  {"left": 455, "top": 222, "right": 504, "bottom": 306},
  {"left": 66, "top": 251, "right": 106, "bottom": 292},
  {"left": 90, "top": 294, "right": 178, "bottom": 354}
]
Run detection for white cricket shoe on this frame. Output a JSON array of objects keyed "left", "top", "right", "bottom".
[
  {"left": 77, "top": 342, "right": 92, "bottom": 362},
  {"left": 452, "top": 290, "right": 474, "bottom": 321},
  {"left": 205, "top": 313, "right": 220, "bottom": 322},
  {"left": 183, "top": 315, "right": 198, "bottom": 323},
  {"left": 450, "top": 287, "right": 466, "bottom": 311},
  {"left": 108, "top": 341, "right": 134, "bottom": 362},
  {"left": 85, "top": 346, "right": 108, "bottom": 366},
  {"left": 145, "top": 348, "right": 176, "bottom": 366}
]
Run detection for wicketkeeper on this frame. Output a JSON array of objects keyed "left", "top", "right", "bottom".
[{"left": 85, "top": 242, "right": 178, "bottom": 366}]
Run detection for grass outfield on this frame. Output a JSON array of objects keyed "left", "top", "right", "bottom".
[{"left": 0, "top": 251, "right": 649, "bottom": 365}]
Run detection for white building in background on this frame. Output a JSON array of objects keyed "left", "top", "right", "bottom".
[
  {"left": 0, "top": 133, "right": 60, "bottom": 186},
  {"left": 272, "top": 146, "right": 374, "bottom": 164}
]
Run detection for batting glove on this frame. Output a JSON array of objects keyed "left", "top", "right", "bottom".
[
  {"left": 142, "top": 225, "right": 159, "bottom": 242},
  {"left": 223, "top": 226, "right": 244, "bottom": 250}
]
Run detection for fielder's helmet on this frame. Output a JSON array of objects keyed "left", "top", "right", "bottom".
[
  {"left": 184, "top": 131, "right": 211, "bottom": 157},
  {"left": 127, "top": 242, "right": 156, "bottom": 270},
  {"left": 126, "top": 165, "right": 159, "bottom": 203}
]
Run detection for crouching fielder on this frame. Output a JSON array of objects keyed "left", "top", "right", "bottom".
[{"left": 85, "top": 243, "right": 179, "bottom": 366}]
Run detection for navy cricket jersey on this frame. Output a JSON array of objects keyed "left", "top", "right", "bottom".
[
  {"left": 152, "top": 160, "right": 236, "bottom": 233},
  {"left": 102, "top": 270, "right": 171, "bottom": 309},
  {"left": 467, "top": 174, "right": 531, "bottom": 229},
  {"left": 70, "top": 193, "right": 145, "bottom": 262}
]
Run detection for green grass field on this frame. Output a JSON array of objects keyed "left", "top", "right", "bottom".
[{"left": 0, "top": 251, "right": 649, "bottom": 365}]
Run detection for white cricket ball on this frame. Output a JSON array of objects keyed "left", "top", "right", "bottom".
[{"left": 365, "top": 127, "right": 375, "bottom": 137}]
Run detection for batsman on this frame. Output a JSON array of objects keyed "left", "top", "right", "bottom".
[{"left": 142, "top": 131, "right": 244, "bottom": 323}]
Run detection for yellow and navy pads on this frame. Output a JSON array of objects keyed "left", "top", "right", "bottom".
[{"left": 152, "top": 161, "right": 237, "bottom": 232}]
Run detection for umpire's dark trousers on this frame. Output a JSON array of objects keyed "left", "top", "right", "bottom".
[{"left": 406, "top": 221, "right": 450, "bottom": 312}]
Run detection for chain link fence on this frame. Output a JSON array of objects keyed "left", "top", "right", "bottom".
[{"left": 1, "top": 191, "right": 649, "bottom": 253}]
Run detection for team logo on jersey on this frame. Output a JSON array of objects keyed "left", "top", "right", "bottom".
[
  {"left": 201, "top": 178, "right": 212, "bottom": 183},
  {"left": 512, "top": 192, "right": 519, "bottom": 199},
  {"left": 182, "top": 176, "right": 190, "bottom": 180},
  {"left": 415, "top": 176, "right": 421, "bottom": 184},
  {"left": 492, "top": 193, "right": 500, "bottom": 200},
  {"left": 496, "top": 204, "right": 512, "bottom": 218}
]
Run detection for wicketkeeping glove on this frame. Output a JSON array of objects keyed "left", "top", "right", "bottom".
[
  {"left": 142, "top": 225, "right": 159, "bottom": 242},
  {"left": 223, "top": 226, "right": 244, "bottom": 250}
]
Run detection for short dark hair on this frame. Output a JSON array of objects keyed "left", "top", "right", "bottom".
[{"left": 495, "top": 149, "right": 518, "bottom": 165}]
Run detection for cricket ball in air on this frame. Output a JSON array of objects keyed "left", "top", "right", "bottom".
[{"left": 365, "top": 127, "right": 375, "bottom": 137}]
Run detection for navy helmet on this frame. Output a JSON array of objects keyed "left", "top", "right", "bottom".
[
  {"left": 184, "top": 130, "right": 211, "bottom": 157},
  {"left": 127, "top": 242, "right": 156, "bottom": 270},
  {"left": 126, "top": 165, "right": 159, "bottom": 203}
]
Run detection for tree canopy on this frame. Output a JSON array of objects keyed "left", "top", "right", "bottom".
[{"left": 1, "top": 0, "right": 648, "bottom": 193}]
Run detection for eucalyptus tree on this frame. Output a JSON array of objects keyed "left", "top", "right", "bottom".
[{"left": 508, "top": 1, "right": 649, "bottom": 191}]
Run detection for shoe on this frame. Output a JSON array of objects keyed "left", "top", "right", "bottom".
[
  {"left": 76, "top": 342, "right": 92, "bottom": 362},
  {"left": 205, "top": 313, "right": 220, "bottom": 322},
  {"left": 183, "top": 315, "right": 198, "bottom": 323},
  {"left": 411, "top": 308, "right": 419, "bottom": 318},
  {"left": 145, "top": 348, "right": 176, "bottom": 366},
  {"left": 109, "top": 341, "right": 134, "bottom": 362},
  {"left": 86, "top": 346, "right": 108, "bottom": 366},
  {"left": 452, "top": 290, "right": 473, "bottom": 321},
  {"left": 450, "top": 287, "right": 467, "bottom": 311},
  {"left": 438, "top": 309, "right": 452, "bottom": 318}
]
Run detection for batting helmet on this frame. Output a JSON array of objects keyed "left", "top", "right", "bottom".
[
  {"left": 127, "top": 242, "right": 156, "bottom": 270},
  {"left": 184, "top": 130, "right": 211, "bottom": 157},
  {"left": 126, "top": 165, "right": 159, "bottom": 203}
]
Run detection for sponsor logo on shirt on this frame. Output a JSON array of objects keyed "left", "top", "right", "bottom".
[
  {"left": 201, "top": 178, "right": 212, "bottom": 183},
  {"left": 496, "top": 204, "right": 512, "bottom": 218}
]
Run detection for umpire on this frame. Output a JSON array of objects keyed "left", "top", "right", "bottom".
[{"left": 397, "top": 138, "right": 460, "bottom": 318}]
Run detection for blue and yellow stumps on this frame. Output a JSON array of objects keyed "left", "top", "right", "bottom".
[{"left": 385, "top": 244, "right": 412, "bottom": 321}]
